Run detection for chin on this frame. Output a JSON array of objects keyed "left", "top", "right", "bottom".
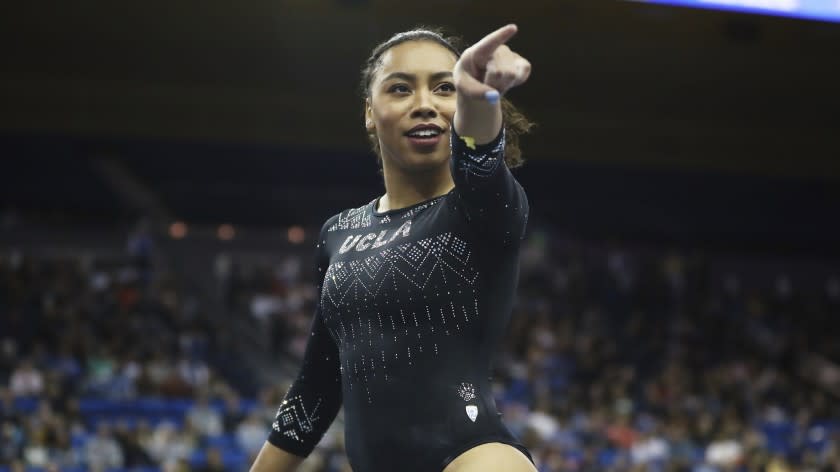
[{"left": 402, "top": 153, "right": 450, "bottom": 174}]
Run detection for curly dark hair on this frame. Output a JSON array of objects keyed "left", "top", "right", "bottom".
[{"left": 360, "top": 27, "right": 535, "bottom": 173}]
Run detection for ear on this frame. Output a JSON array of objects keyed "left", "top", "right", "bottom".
[{"left": 365, "top": 98, "right": 375, "bottom": 131}]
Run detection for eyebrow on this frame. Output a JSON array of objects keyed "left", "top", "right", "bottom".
[{"left": 381, "top": 71, "right": 453, "bottom": 83}]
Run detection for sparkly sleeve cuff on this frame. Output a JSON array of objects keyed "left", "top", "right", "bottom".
[{"left": 450, "top": 125, "right": 506, "bottom": 180}]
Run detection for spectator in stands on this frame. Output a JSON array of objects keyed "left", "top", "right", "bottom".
[
  {"left": 222, "top": 392, "right": 246, "bottom": 432},
  {"left": 186, "top": 391, "right": 223, "bottom": 438},
  {"left": 145, "top": 420, "right": 195, "bottom": 465},
  {"left": 630, "top": 427, "right": 669, "bottom": 467},
  {"left": 161, "top": 457, "right": 191, "bottom": 472},
  {"left": 21, "top": 426, "right": 51, "bottom": 467},
  {"left": 196, "top": 446, "right": 226, "bottom": 472},
  {"left": 237, "top": 411, "right": 270, "bottom": 458},
  {"left": 177, "top": 354, "right": 211, "bottom": 392},
  {"left": 84, "top": 422, "right": 124, "bottom": 471},
  {"left": 113, "top": 419, "right": 154, "bottom": 467},
  {"left": 9, "top": 359, "right": 44, "bottom": 397},
  {"left": 1, "top": 387, "right": 24, "bottom": 462}
]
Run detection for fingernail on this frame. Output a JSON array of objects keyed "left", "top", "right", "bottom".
[{"left": 484, "top": 90, "right": 500, "bottom": 104}]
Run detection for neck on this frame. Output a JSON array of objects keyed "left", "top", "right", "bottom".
[{"left": 378, "top": 160, "right": 454, "bottom": 213}]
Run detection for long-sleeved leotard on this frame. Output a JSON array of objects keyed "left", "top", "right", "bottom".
[{"left": 268, "top": 125, "right": 533, "bottom": 472}]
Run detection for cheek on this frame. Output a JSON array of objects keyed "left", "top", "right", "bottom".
[
  {"left": 371, "top": 107, "right": 403, "bottom": 138},
  {"left": 376, "top": 108, "right": 401, "bottom": 128},
  {"left": 371, "top": 94, "right": 403, "bottom": 119},
  {"left": 439, "top": 100, "right": 457, "bottom": 124}
]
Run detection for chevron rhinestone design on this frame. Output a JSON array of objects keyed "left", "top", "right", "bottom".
[
  {"left": 319, "top": 232, "right": 480, "bottom": 403},
  {"left": 271, "top": 395, "right": 324, "bottom": 443}
]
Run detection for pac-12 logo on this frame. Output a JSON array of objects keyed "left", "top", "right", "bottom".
[{"left": 465, "top": 405, "right": 478, "bottom": 422}]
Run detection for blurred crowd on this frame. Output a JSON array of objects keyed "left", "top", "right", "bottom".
[
  {"left": 495, "top": 234, "right": 840, "bottom": 472},
  {"left": 235, "top": 231, "right": 840, "bottom": 472},
  {"left": 2, "top": 227, "right": 839, "bottom": 472},
  {"left": 0, "top": 236, "right": 285, "bottom": 472}
]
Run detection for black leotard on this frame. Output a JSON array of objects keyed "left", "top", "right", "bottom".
[{"left": 268, "top": 126, "right": 534, "bottom": 471}]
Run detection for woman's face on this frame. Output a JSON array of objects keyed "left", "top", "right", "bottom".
[{"left": 366, "top": 40, "right": 458, "bottom": 173}]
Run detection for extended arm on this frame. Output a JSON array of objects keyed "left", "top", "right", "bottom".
[{"left": 450, "top": 24, "right": 532, "bottom": 246}]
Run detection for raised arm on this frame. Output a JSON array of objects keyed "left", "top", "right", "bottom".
[
  {"left": 251, "top": 219, "right": 342, "bottom": 472},
  {"left": 449, "top": 24, "right": 532, "bottom": 246},
  {"left": 453, "top": 24, "right": 529, "bottom": 145}
]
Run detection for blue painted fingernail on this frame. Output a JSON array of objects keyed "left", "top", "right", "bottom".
[{"left": 484, "top": 90, "right": 500, "bottom": 104}]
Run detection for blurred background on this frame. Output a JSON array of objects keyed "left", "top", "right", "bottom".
[{"left": 1, "top": 1, "right": 839, "bottom": 471}]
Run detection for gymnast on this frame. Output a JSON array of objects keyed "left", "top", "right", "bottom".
[{"left": 251, "top": 23, "right": 537, "bottom": 472}]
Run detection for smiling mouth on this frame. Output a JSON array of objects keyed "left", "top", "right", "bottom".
[
  {"left": 404, "top": 122, "right": 446, "bottom": 138},
  {"left": 405, "top": 128, "right": 443, "bottom": 138},
  {"left": 405, "top": 132, "right": 443, "bottom": 150}
]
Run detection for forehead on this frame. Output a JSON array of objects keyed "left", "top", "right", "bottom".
[{"left": 377, "top": 40, "right": 458, "bottom": 77}]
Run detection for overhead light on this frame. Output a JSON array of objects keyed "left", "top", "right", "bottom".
[
  {"left": 169, "top": 221, "right": 188, "bottom": 239},
  {"left": 218, "top": 224, "right": 235, "bottom": 241},
  {"left": 629, "top": 0, "right": 840, "bottom": 23},
  {"left": 288, "top": 226, "right": 305, "bottom": 244}
]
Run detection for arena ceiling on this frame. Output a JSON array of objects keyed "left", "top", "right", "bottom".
[{"left": 1, "top": 0, "right": 838, "bottom": 178}]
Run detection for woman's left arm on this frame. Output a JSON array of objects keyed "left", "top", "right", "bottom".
[{"left": 450, "top": 24, "right": 532, "bottom": 246}]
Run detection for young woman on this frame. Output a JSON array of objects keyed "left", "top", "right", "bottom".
[{"left": 251, "top": 24, "right": 537, "bottom": 472}]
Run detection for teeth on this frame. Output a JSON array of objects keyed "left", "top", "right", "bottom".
[{"left": 409, "top": 129, "right": 440, "bottom": 137}]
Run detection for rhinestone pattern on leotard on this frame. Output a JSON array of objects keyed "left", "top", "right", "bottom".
[
  {"left": 320, "top": 231, "right": 479, "bottom": 404},
  {"left": 328, "top": 205, "right": 372, "bottom": 232},
  {"left": 452, "top": 128, "right": 506, "bottom": 180},
  {"left": 271, "top": 394, "right": 324, "bottom": 444},
  {"left": 328, "top": 192, "right": 445, "bottom": 232}
]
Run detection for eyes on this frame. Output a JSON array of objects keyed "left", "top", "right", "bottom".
[{"left": 387, "top": 82, "right": 455, "bottom": 95}]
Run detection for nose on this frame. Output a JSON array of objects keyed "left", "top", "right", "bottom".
[{"left": 410, "top": 89, "right": 437, "bottom": 120}]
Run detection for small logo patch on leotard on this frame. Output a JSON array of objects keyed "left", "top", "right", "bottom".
[{"left": 466, "top": 405, "right": 478, "bottom": 422}]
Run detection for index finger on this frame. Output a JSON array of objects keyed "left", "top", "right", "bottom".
[{"left": 470, "top": 24, "right": 518, "bottom": 63}]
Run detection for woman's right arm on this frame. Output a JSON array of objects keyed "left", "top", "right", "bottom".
[{"left": 250, "top": 216, "right": 343, "bottom": 472}]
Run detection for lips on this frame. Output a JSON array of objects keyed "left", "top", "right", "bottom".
[{"left": 404, "top": 123, "right": 444, "bottom": 137}]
